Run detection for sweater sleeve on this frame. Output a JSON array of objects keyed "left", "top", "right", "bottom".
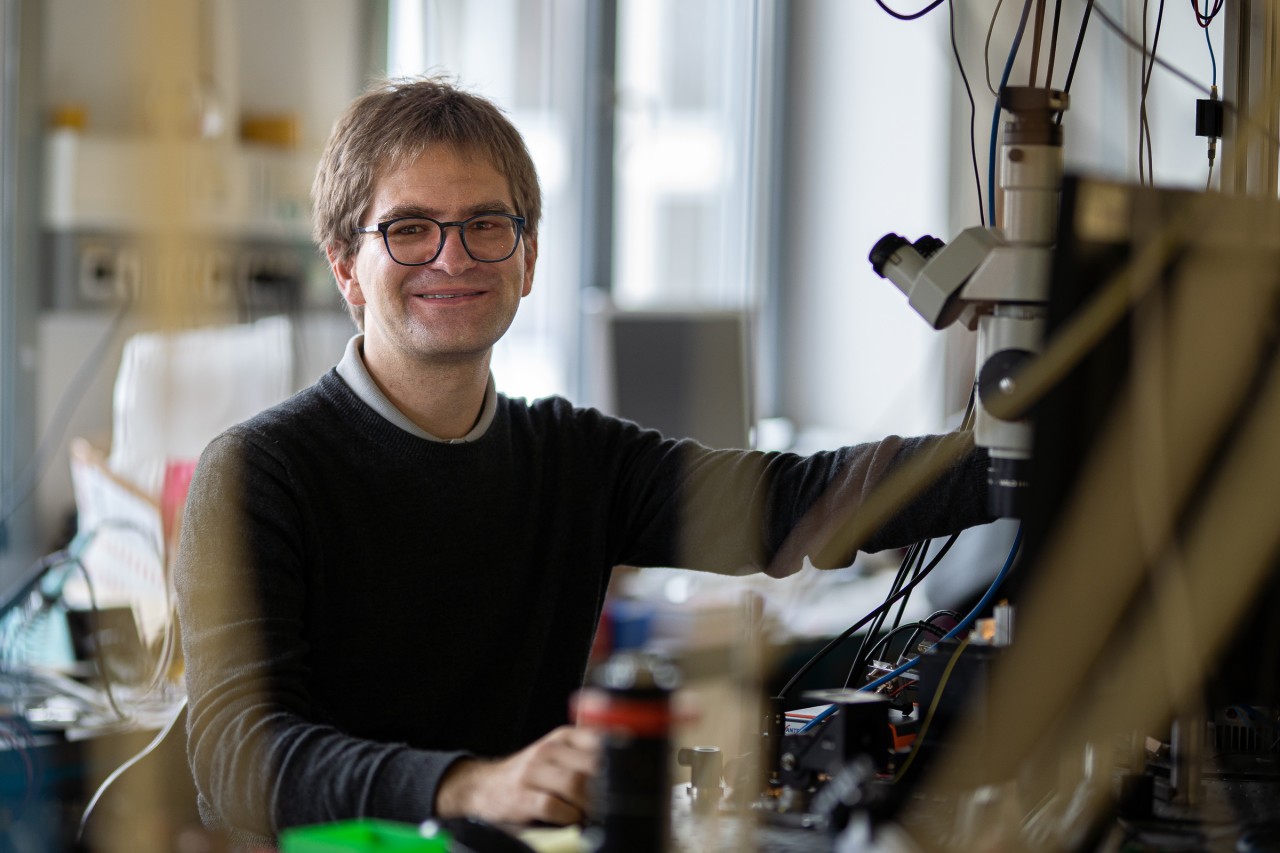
[
  {"left": 601, "top": 420, "right": 992, "bottom": 577},
  {"left": 174, "top": 432, "right": 466, "bottom": 838}
]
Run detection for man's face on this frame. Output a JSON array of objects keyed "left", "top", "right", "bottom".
[{"left": 330, "top": 144, "right": 536, "bottom": 369}]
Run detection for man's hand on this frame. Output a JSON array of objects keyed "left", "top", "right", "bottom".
[{"left": 434, "top": 726, "right": 601, "bottom": 826}]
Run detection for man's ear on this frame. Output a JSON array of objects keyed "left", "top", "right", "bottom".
[{"left": 327, "top": 245, "right": 366, "bottom": 307}]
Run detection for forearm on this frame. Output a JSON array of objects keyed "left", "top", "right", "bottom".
[
  {"left": 770, "top": 432, "right": 992, "bottom": 573},
  {"left": 620, "top": 431, "right": 990, "bottom": 578},
  {"left": 186, "top": 688, "right": 450, "bottom": 832}
]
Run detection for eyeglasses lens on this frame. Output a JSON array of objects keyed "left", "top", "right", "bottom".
[{"left": 384, "top": 215, "right": 519, "bottom": 264}]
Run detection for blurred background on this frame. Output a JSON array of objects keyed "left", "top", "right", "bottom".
[
  {"left": 0, "top": 1, "right": 1260, "bottom": 850},
  {"left": 1, "top": 0, "right": 1225, "bottom": 569}
]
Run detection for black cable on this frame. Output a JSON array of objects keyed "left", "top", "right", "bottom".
[
  {"left": 921, "top": 608, "right": 963, "bottom": 624},
  {"left": 850, "top": 544, "right": 926, "bottom": 689},
  {"left": 861, "top": 623, "right": 927, "bottom": 675},
  {"left": 846, "top": 543, "right": 922, "bottom": 690},
  {"left": 0, "top": 297, "right": 132, "bottom": 533},
  {"left": 1086, "top": 1, "right": 1217, "bottom": 100},
  {"left": 902, "top": 610, "right": 959, "bottom": 654},
  {"left": 875, "top": 0, "right": 946, "bottom": 21},
  {"left": 776, "top": 534, "right": 960, "bottom": 700},
  {"left": 896, "top": 619, "right": 949, "bottom": 663},
  {"left": 1148, "top": 0, "right": 1167, "bottom": 182},
  {"left": 782, "top": 387, "right": 976, "bottom": 701},
  {"left": 1028, "top": 0, "right": 1048, "bottom": 87},
  {"left": 1057, "top": 0, "right": 1096, "bottom": 123},
  {"left": 1045, "top": 0, "right": 1065, "bottom": 87},
  {"left": 1138, "top": 0, "right": 1167, "bottom": 186},
  {"left": 950, "top": 0, "right": 987, "bottom": 226},
  {"left": 889, "top": 543, "right": 927, "bottom": 618},
  {"left": 1139, "top": 0, "right": 1151, "bottom": 184},
  {"left": 863, "top": 619, "right": 947, "bottom": 675},
  {"left": 961, "top": 380, "right": 978, "bottom": 430},
  {"left": 1141, "top": 0, "right": 1166, "bottom": 99},
  {"left": 888, "top": 539, "right": 930, "bottom": 633},
  {"left": 845, "top": 535, "right": 960, "bottom": 688},
  {"left": 1087, "top": 0, "right": 1280, "bottom": 149},
  {"left": 846, "top": 391, "right": 972, "bottom": 692},
  {"left": 1087, "top": 0, "right": 1280, "bottom": 151}
]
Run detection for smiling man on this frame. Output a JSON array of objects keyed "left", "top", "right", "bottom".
[{"left": 174, "top": 77, "right": 993, "bottom": 845}]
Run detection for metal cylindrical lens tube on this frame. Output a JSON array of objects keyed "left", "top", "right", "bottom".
[
  {"left": 1000, "top": 144, "right": 1063, "bottom": 245},
  {"left": 976, "top": 308, "right": 1043, "bottom": 519},
  {"left": 988, "top": 455, "right": 1030, "bottom": 519}
]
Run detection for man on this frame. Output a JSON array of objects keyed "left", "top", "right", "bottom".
[{"left": 175, "top": 76, "right": 992, "bottom": 843}]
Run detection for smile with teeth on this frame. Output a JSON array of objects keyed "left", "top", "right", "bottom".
[{"left": 416, "top": 291, "right": 481, "bottom": 299}]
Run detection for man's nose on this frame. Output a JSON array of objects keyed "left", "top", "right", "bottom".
[{"left": 431, "top": 226, "right": 476, "bottom": 274}]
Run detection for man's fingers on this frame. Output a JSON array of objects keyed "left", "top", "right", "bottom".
[
  {"left": 523, "top": 758, "right": 590, "bottom": 813},
  {"left": 562, "top": 726, "right": 603, "bottom": 762},
  {"left": 434, "top": 726, "right": 604, "bottom": 826},
  {"left": 524, "top": 789, "right": 585, "bottom": 826},
  {"left": 520, "top": 729, "right": 600, "bottom": 814},
  {"left": 539, "top": 726, "right": 601, "bottom": 775}
]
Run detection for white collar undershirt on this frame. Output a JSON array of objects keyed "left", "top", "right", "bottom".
[{"left": 335, "top": 334, "right": 497, "bottom": 443}]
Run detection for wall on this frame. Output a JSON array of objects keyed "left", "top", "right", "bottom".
[
  {"left": 779, "top": 1, "right": 952, "bottom": 446},
  {"left": 778, "top": 1, "right": 1228, "bottom": 447}
]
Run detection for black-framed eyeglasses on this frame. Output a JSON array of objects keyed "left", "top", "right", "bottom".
[{"left": 353, "top": 212, "right": 526, "bottom": 266}]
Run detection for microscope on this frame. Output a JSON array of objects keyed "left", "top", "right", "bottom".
[
  {"left": 869, "top": 86, "right": 1067, "bottom": 518},
  {"left": 750, "top": 87, "right": 1069, "bottom": 840}
]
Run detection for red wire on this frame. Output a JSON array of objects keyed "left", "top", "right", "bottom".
[{"left": 1192, "top": 0, "right": 1224, "bottom": 28}]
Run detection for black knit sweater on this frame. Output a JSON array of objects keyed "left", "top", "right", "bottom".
[{"left": 175, "top": 370, "right": 990, "bottom": 838}]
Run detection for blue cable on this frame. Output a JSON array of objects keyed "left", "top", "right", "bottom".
[
  {"left": 1204, "top": 1, "right": 1217, "bottom": 87},
  {"left": 988, "top": 0, "right": 1036, "bottom": 228},
  {"left": 796, "top": 526, "right": 1024, "bottom": 734},
  {"left": 861, "top": 524, "right": 1022, "bottom": 690},
  {"left": 793, "top": 703, "right": 837, "bottom": 732}
]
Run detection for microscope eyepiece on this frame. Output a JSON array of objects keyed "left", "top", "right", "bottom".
[
  {"left": 868, "top": 233, "right": 910, "bottom": 277},
  {"left": 912, "top": 235, "right": 945, "bottom": 259}
]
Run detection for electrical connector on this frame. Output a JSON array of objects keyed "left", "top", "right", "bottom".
[
  {"left": 1196, "top": 85, "right": 1222, "bottom": 182},
  {"left": 1192, "top": 96, "right": 1223, "bottom": 138},
  {"left": 1196, "top": 85, "right": 1224, "bottom": 140}
]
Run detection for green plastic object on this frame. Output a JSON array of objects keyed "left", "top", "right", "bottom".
[{"left": 280, "top": 818, "right": 450, "bottom": 852}]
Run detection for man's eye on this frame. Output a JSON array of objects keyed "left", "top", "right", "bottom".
[{"left": 388, "top": 221, "right": 429, "bottom": 237}]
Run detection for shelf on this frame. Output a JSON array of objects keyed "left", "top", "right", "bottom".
[{"left": 43, "top": 130, "right": 316, "bottom": 241}]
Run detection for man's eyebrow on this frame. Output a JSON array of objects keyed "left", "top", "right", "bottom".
[{"left": 375, "top": 201, "right": 517, "bottom": 221}]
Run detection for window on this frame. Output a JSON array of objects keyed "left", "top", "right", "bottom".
[
  {"left": 388, "top": 0, "right": 587, "bottom": 401},
  {"left": 612, "top": 0, "right": 778, "bottom": 311}
]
